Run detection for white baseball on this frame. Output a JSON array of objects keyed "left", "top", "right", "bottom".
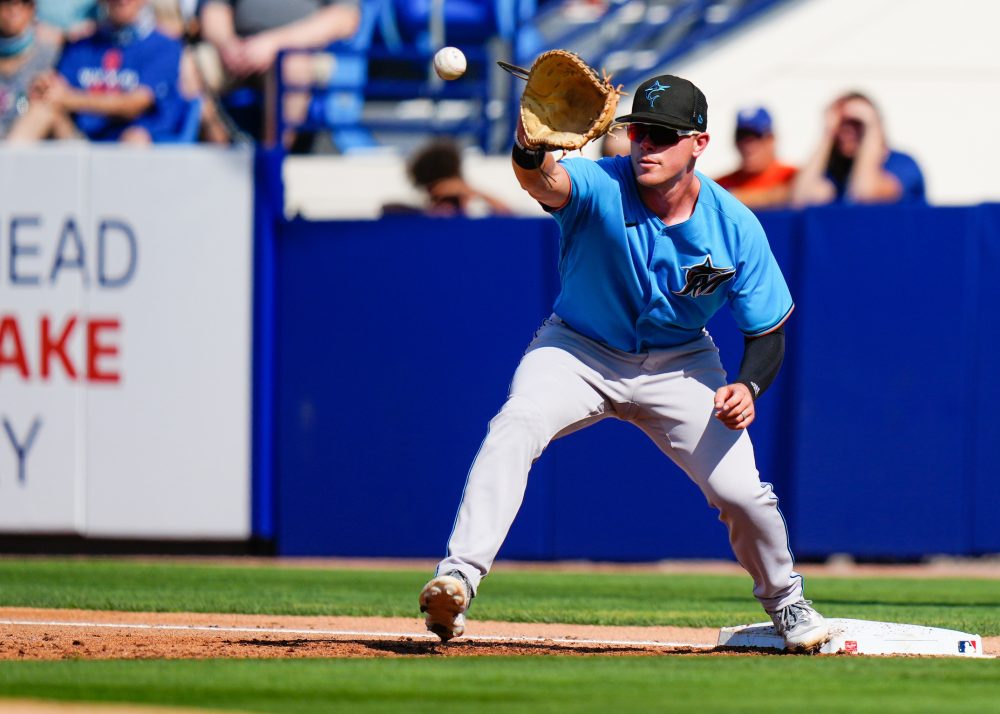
[{"left": 433, "top": 47, "right": 467, "bottom": 81}]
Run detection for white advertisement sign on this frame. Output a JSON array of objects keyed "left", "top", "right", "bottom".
[{"left": 0, "top": 145, "right": 253, "bottom": 539}]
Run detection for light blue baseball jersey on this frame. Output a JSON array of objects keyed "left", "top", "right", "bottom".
[{"left": 550, "top": 155, "right": 793, "bottom": 353}]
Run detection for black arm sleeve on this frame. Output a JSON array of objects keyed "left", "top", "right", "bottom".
[{"left": 735, "top": 326, "right": 785, "bottom": 400}]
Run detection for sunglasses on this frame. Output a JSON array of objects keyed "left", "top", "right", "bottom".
[{"left": 626, "top": 123, "right": 699, "bottom": 146}]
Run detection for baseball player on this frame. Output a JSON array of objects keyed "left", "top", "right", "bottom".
[{"left": 419, "top": 74, "right": 829, "bottom": 651}]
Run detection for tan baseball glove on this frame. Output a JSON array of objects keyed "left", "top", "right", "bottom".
[{"left": 519, "top": 50, "right": 623, "bottom": 151}]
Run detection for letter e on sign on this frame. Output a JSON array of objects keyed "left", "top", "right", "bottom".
[{"left": 86, "top": 318, "right": 121, "bottom": 384}]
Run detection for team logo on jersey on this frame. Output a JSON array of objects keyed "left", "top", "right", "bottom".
[
  {"left": 644, "top": 81, "right": 671, "bottom": 107},
  {"left": 77, "top": 49, "right": 140, "bottom": 93},
  {"left": 673, "top": 256, "right": 736, "bottom": 298}
]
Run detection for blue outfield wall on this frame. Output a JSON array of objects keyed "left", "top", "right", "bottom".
[{"left": 266, "top": 201, "right": 1000, "bottom": 561}]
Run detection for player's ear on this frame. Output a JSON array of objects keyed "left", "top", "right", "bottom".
[{"left": 692, "top": 132, "right": 710, "bottom": 157}]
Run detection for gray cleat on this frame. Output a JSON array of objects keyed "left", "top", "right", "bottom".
[
  {"left": 419, "top": 571, "right": 472, "bottom": 642},
  {"left": 768, "top": 599, "right": 830, "bottom": 652}
]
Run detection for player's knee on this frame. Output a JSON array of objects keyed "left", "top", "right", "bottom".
[{"left": 705, "top": 473, "right": 773, "bottom": 514}]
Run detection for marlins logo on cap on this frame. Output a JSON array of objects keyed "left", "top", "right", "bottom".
[
  {"left": 616, "top": 74, "right": 708, "bottom": 131},
  {"left": 644, "top": 80, "right": 671, "bottom": 107}
]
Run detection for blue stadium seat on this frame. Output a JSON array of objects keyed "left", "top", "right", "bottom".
[
  {"left": 389, "top": 0, "right": 504, "bottom": 48},
  {"left": 362, "top": 0, "right": 533, "bottom": 151},
  {"left": 275, "top": 0, "right": 384, "bottom": 152},
  {"left": 275, "top": 0, "right": 538, "bottom": 153},
  {"left": 159, "top": 96, "right": 204, "bottom": 144},
  {"left": 520, "top": 0, "right": 791, "bottom": 88}
]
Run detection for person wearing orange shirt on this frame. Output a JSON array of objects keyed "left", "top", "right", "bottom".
[{"left": 716, "top": 106, "right": 797, "bottom": 210}]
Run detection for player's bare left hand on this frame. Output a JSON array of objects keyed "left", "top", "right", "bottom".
[{"left": 714, "top": 383, "right": 754, "bottom": 430}]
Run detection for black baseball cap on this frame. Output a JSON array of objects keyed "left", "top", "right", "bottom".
[{"left": 615, "top": 75, "right": 708, "bottom": 131}]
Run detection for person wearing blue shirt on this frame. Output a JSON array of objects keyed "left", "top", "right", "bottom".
[
  {"left": 792, "top": 91, "right": 926, "bottom": 206},
  {"left": 7, "top": 0, "right": 183, "bottom": 144},
  {"left": 419, "top": 74, "right": 830, "bottom": 654}
]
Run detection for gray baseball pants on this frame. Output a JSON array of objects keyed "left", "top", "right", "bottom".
[{"left": 437, "top": 315, "right": 803, "bottom": 612}]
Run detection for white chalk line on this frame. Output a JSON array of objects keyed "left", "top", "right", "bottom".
[
  {"left": 0, "top": 619, "right": 712, "bottom": 650},
  {"left": 3, "top": 619, "right": 992, "bottom": 658}
]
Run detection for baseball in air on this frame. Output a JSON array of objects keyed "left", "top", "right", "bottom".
[{"left": 433, "top": 46, "right": 467, "bottom": 80}]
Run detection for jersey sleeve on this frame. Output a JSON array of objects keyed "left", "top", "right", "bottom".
[
  {"left": 727, "top": 217, "right": 794, "bottom": 336},
  {"left": 550, "top": 157, "right": 616, "bottom": 235}
]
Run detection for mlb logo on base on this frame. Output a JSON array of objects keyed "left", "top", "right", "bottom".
[{"left": 958, "top": 640, "right": 978, "bottom": 654}]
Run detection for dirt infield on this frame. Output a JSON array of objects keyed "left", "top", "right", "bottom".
[
  {"left": 1, "top": 607, "right": 996, "bottom": 660},
  {"left": 1, "top": 558, "right": 998, "bottom": 660},
  {"left": 1, "top": 564, "right": 996, "bottom": 714},
  {"left": 0, "top": 608, "right": 720, "bottom": 660}
]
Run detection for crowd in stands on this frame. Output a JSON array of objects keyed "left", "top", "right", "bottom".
[
  {"left": 595, "top": 95, "right": 925, "bottom": 212},
  {"left": 196, "top": 0, "right": 359, "bottom": 149},
  {"left": 713, "top": 95, "right": 925, "bottom": 210},
  {"left": 0, "top": 0, "right": 926, "bottom": 211},
  {"left": 0, "top": 0, "right": 358, "bottom": 148}
]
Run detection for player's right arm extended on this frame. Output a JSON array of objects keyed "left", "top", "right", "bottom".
[{"left": 511, "top": 121, "right": 571, "bottom": 209}]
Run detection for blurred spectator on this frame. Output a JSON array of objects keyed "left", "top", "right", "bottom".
[
  {"left": 0, "top": 0, "right": 59, "bottom": 139},
  {"left": 791, "top": 91, "right": 925, "bottom": 206},
  {"left": 149, "top": 0, "right": 197, "bottom": 38},
  {"left": 147, "top": 0, "right": 229, "bottom": 143},
  {"left": 7, "top": 0, "right": 185, "bottom": 145},
  {"left": 382, "top": 139, "right": 514, "bottom": 217},
  {"left": 600, "top": 127, "right": 629, "bottom": 158},
  {"left": 196, "top": 0, "right": 360, "bottom": 149},
  {"left": 715, "top": 106, "right": 797, "bottom": 210},
  {"left": 562, "top": 0, "right": 607, "bottom": 22},
  {"left": 35, "top": 0, "right": 98, "bottom": 44}
]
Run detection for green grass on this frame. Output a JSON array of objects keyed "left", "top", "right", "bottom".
[
  {"left": 0, "top": 657, "right": 998, "bottom": 713},
  {"left": 1, "top": 558, "right": 998, "bottom": 713},
  {"left": 0, "top": 558, "right": 998, "bottom": 634}
]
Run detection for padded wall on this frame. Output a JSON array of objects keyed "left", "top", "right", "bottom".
[{"left": 270, "top": 205, "right": 1000, "bottom": 560}]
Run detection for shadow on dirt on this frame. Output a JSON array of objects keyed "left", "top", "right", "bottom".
[{"left": 232, "top": 637, "right": 732, "bottom": 657}]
